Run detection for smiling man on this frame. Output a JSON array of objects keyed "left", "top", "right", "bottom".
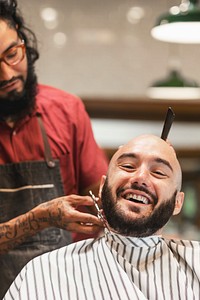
[
  {"left": 101, "top": 134, "right": 184, "bottom": 237},
  {"left": 4, "top": 134, "right": 200, "bottom": 300}
]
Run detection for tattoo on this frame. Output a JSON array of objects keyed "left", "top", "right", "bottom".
[
  {"left": 0, "top": 200, "right": 66, "bottom": 253},
  {"left": 48, "top": 207, "right": 62, "bottom": 226},
  {"left": 0, "top": 211, "right": 42, "bottom": 253},
  {"left": 41, "top": 201, "right": 63, "bottom": 226}
]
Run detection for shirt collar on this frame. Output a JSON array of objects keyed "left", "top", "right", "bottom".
[
  {"left": 104, "top": 229, "right": 162, "bottom": 249},
  {"left": 104, "top": 230, "right": 162, "bottom": 267}
]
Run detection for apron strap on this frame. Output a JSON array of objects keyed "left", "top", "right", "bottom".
[{"left": 36, "top": 113, "right": 56, "bottom": 168}]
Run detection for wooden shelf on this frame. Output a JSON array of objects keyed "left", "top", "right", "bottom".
[{"left": 82, "top": 97, "right": 200, "bottom": 122}]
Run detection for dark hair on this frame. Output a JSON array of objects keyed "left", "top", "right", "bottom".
[{"left": 0, "top": 0, "right": 39, "bottom": 64}]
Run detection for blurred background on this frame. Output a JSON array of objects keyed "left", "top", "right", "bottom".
[{"left": 18, "top": 0, "right": 200, "bottom": 239}]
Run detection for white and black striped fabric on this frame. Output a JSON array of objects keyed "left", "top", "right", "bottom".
[{"left": 3, "top": 230, "right": 200, "bottom": 300}]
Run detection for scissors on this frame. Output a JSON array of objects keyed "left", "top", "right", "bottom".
[{"left": 89, "top": 190, "right": 110, "bottom": 232}]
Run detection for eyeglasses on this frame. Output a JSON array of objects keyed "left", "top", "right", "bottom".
[{"left": 0, "top": 40, "right": 26, "bottom": 66}]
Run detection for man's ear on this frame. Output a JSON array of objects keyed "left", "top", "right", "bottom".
[
  {"left": 173, "top": 192, "right": 184, "bottom": 215},
  {"left": 98, "top": 175, "right": 106, "bottom": 198}
]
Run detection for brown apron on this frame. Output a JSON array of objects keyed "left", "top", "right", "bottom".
[{"left": 0, "top": 115, "right": 72, "bottom": 298}]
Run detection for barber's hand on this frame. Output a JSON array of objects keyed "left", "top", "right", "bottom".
[{"left": 38, "top": 195, "right": 103, "bottom": 235}]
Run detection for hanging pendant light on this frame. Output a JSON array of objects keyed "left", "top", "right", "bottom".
[
  {"left": 147, "top": 69, "right": 200, "bottom": 99},
  {"left": 151, "top": 0, "right": 200, "bottom": 43}
]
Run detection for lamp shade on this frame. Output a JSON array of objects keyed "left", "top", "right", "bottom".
[
  {"left": 147, "top": 70, "right": 200, "bottom": 99},
  {"left": 151, "top": 0, "right": 200, "bottom": 43}
]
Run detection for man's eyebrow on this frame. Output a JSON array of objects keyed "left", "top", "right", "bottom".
[
  {"left": 154, "top": 158, "right": 173, "bottom": 172},
  {"left": 117, "top": 153, "right": 173, "bottom": 172},
  {"left": 117, "top": 153, "right": 137, "bottom": 161},
  {"left": 3, "top": 40, "right": 18, "bottom": 54}
]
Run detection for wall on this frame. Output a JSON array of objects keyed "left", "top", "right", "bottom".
[{"left": 18, "top": 0, "right": 200, "bottom": 97}]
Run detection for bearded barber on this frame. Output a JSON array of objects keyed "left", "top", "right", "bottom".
[{"left": 0, "top": 0, "right": 108, "bottom": 297}]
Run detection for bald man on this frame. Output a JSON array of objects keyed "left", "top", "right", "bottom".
[
  {"left": 99, "top": 134, "right": 184, "bottom": 237},
  {"left": 4, "top": 135, "right": 200, "bottom": 300}
]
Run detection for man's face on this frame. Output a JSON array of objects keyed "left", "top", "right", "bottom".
[
  {"left": 100, "top": 135, "right": 184, "bottom": 237},
  {"left": 0, "top": 19, "right": 37, "bottom": 120},
  {"left": 0, "top": 20, "right": 27, "bottom": 98}
]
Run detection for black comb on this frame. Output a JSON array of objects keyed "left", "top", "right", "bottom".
[{"left": 161, "top": 107, "right": 175, "bottom": 141}]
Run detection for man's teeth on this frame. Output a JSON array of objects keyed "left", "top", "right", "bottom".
[{"left": 125, "top": 193, "right": 149, "bottom": 204}]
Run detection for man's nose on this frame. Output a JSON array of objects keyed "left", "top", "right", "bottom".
[
  {"left": 0, "top": 61, "right": 13, "bottom": 80},
  {"left": 130, "top": 167, "right": 150, "bottom": 186}
]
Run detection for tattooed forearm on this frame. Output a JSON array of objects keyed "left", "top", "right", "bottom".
[
  {"left": 0, "top": 200, "right": 66, "bottom": 253},
  {"left": 0, "top": 207, "right": 47, "bottom": 254},
  {"left": 4, "top": 212, "right": 40, "bottom": 240},
  {"left": 0, "top": 194, "right": 101, "bottom": 254}
]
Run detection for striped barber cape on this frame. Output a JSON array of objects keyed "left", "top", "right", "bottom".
[{"left": 3, "top": 230, "right": 200, "bottom": 300}]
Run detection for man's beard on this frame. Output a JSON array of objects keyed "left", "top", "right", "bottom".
[
  {"left": 101, "top": 178, "right": 177, "bottom": 237},
  {"left": 0, "top": 63, "right": 37, "bottom": 121}
]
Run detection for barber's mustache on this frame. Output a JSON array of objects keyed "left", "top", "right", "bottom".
[
  {"left": 117, "top": 183, "right": 158, "bottom": 204},
  {"left": 0, "top": 76, "right": 24, "bottom": 88}
]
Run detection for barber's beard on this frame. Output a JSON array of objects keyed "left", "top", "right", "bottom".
[
  {"left": 0, "top": 63, "right": 37, "bottom": 121},
  {"left": 101, "top": 178, "right": 177, "bottom": 237}
]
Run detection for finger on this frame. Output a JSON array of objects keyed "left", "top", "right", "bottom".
[
  {"left": 62, "top": 195, "right": 98, "bottom": 207},
  {"left": 67, "top": 222, "right": 103, "bottom": 235},
  {"left": 66, "top": 210, "right": 103, "bottom": 226}
]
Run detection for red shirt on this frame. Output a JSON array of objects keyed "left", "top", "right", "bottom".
[{"left": 0, "top": 84, "right": 108, "bottom": 195}]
